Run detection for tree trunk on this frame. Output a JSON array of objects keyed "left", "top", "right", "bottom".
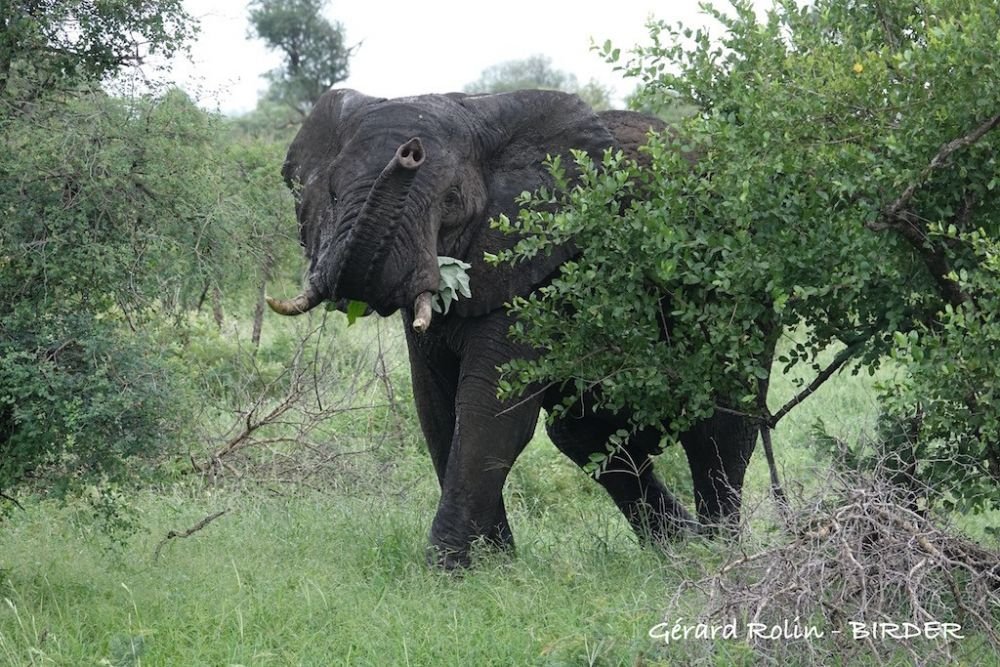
[
  {"left": 251, "top": 254, "right": 273, "bottom": 350},
  {"left": 211, "top": 285, "right": 224, "bottom": 328}
]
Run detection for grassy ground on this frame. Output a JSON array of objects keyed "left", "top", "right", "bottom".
[{"left": 1, "top": 323, "right": 997, "bottom": 666}]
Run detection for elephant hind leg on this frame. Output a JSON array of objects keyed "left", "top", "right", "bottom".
[
  {"left": 680, "top": 409, "right": 759, "bottom": 530},
  {"left": 545, "top": 411, "right": 698, "bottom": 542}
]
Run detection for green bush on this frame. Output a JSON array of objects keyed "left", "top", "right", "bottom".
[
  {"left": 498, "top": 0, "right": 1000, "bottom": 509},
  {"left": 0, "top": 312, "right": 185, "bottom": 505}
]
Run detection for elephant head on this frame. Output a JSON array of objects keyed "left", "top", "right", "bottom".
[{"left": 267, "top": 88, "right": 616, "bottom": 326}]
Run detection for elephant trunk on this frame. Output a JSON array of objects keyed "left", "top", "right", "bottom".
[{"left": 333, "top": 138, "right": 426, "bottom": 303}]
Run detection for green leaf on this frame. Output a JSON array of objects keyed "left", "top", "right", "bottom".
[
  {"left": 435, "top": 256, "right": 473, "bottom": 315},
  {"left": 346, "top": 300, "right": 368, "bottom": 326}
]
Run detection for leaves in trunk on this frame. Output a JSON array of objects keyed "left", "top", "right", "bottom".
[
  {"left": 434, "top": 257, "right": 472, "bottom": 315},
  {"left": 344, "top": 300, "right": 368, "bottom": 326}
]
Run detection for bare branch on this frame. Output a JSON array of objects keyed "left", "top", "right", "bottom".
[
  {"left": 661, "top": 465, "right": 1000, "bottom": 664},
  {"left": 0, "top": 491, "right": 25, "bottom": 512},
  {"left": 769, "top": 337, "right": 867, "bottom": 428},
  {"left": 153, "top": 509, "right": 229, "bottom": 562}
]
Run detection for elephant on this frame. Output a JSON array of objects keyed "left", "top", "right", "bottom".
[{"left": 267, "top": 88, "right": 760, "bottom": 568}]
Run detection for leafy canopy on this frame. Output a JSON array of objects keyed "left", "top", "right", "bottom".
[
  {"left": 495, "top": 0, "right": 1000, "bottom": 510},
  {"left": 0, "top": 3, "right": 302, "bottom": 516},
  {"left": 0, "top": 0, "right": 194, "bottom": 102}
]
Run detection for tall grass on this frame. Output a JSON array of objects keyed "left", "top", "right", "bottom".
[
  {"left": 1, "top": 482, "right": 717, "bottom": 665},
  {"left": 1, "top": 322, "right": 996, "bottom": 666}
]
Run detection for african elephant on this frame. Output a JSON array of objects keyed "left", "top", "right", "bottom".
[{"left": 267, "top": 88, "right": 759, "bottom": 568}]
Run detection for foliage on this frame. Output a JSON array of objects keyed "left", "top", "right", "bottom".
[
  {"left": 0, "top": 87, "right": 216, "bottom": 505},
  {"left": 433, "top": 256, "right": 472, "bottom": 315},
  {"left": 464, "top": 53, "right": 612, "bottom": 111},
  {"left": 248, "top": 0, "right": 352, "bottom": 115},
  {"left": 874, "top": 230, "right": 1000, "bottom": 510},
  {"left": 624, "top": 87, "right": 697, "bottom": 126},
  {"left": 496, "top": 0, "right": 1000, "bottom": 509},
  {"left": 0, "top": 2, "right": 302, "bottom": 517},
  {"left": 215, "top": 129, "right": 300, "bottom": 301},
  {"left": 228, "top": 97, "right": 302, "bottom": 141},
  {"left": 0, "top": 0, "right": 194, "bottom": 103},
  {"left": 0, "top": 314, "right": 180, "bottom": 501}
]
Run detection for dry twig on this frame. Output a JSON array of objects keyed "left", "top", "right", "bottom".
[
  {"left": 657, "top": 466, "right": 1000, "bottom": 665},
  {"left": 153, "top": 508, "right": 229, "bottom": 562}
]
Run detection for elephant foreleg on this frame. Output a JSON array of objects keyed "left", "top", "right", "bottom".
[
  {"left": 405, "top": 322, "right": 459, "bottom": 486},
  {"left": 426, "top": 323, "right": 542, "bottom": 569}
]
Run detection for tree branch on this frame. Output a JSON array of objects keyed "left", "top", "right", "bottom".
[
  {"left": 867, "top": 112, "right": 1000, "bottom": 307},
  {"left": 886, "top": 112, "right": 1000, "bottom": 220},
  {"left": 153, "top": 508, "right": 228, "bottom": 562},
  {"left": 757, "top": 376, "right": 790, "bottom": 520},
  {"left": 0, "top": 490, "right": 25, "bottom": 512},
  {"left": 769, "top": 337, "right": 868, "bottom": 428}
]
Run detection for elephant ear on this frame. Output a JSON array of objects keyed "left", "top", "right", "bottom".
[{"left": 451, "top": 90, "right": 617, "bottom": 317}]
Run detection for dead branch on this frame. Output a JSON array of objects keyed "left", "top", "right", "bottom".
[
  {"left": 153, "top": 508, "right": 228, "bottom": 562},
  {"left": 661, "top": 465, "right": 1000, "bottom": 665},
  {"left": 194, "top": 317, "right": 414, "bottom": 490},
  {"left": 212, "top": 384, "right": 302, "bottom": 461}
]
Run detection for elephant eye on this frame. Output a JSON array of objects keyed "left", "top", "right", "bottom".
[{"left": 443, "top": 187, "right": 461, "bottom": 209}]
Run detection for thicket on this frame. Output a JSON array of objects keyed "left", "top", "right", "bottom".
[
  {"left": 498, "top": 0, "right": 1000, "bottom": 511},
  {"left": 0, "top": 2, "right": 319, "bottom": 519}
]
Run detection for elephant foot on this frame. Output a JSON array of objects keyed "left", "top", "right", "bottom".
[
  {"left": 612, "top": 478, "right": 704, "bottom": 545},
  {"left": 427, "top": 521, "right": 515, "bottom": 571},
  {"left": 426, "top": 544, "right": 473, "bottom": 571},
  {"left": 426, "top": 537, "right": 516, "bottom": 571},
  {"left": 626, "top": 500, "right": 703, "bottom": 546}
]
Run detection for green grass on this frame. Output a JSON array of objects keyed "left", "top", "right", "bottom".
[
  {"left": 1, "top": 328, "right": 997, "bottom": 666},
  {"left": 0, "top": 477, "right": 721, "bottom": 666}
]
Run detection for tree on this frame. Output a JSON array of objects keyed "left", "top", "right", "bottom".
[
  {"left": 465, "top": 54, "right": 612, "bottom": 111},
  {"left": 217, "top": 131, "right": 300, "bottom": 348},
  {"left": 248, "top": 0, "right": 352, "bottom": 115},
  {"left": 0, "top": 4, "right": 227, "bottom": 517},
  {"left": 0, "top": 85, "right": 227, "bottom": 506},
  {"left": 0, "top": 0, "right": 194, "bottom": 104},
  {"left": 497, "top": 0, "right": 1000, "bottom": 511}
]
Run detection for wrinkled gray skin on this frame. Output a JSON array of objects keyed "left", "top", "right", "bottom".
[{"left": 273, "top": 88, "right": 759, "bottom": 568}]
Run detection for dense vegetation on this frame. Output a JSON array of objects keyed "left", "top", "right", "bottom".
[
  {"left": 499, "top": 0, "right": 1000, "bottom": 512},
  {"left": 0, "top": 0, "right": 322, "bottom": 520}
]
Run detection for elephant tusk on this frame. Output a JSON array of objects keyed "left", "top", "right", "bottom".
[
  {"left": 265, "top": 286, "right": 323, "bottom": 316},
  {"left": 412, "top": 292, "right": 433, "bottom": 333}
]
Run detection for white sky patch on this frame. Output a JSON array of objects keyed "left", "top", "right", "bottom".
[{"left": 170, "top": 0, "right": 753, "bottom": 115}]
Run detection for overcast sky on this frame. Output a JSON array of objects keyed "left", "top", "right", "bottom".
[{"left": 170, "top": 0, "right": 739, "bottom": 115}]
